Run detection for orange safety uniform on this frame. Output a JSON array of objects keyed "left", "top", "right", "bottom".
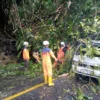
[
  {"left": 57, "top": 47, "right": 65, "bottom": 63},
  {"left": 53, "top": 47, "right": 65, "bottom": 67},
  {"left": 23, "top": 48, "right": 30, "bottom": 60},
  {"left": 42, "top": 47, "right": 57, "bottom": 77}
]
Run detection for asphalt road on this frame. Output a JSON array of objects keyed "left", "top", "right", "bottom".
[{"left": 0, "top": 75, "right": 100, "bottom": 100}]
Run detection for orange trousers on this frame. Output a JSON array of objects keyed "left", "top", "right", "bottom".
[{"left": 42, "top": 60, "right": 52, "bottom": 76}]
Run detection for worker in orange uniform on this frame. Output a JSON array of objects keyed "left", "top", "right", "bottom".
[
  {"left": 22, "top": 41, "right": 30, "bottom": 68},
  {"left": 41, "top": 40, "right": 57, "bottom": 86},
  {"left": 53, "top": 42, "right": 66, "bottom": 68}
]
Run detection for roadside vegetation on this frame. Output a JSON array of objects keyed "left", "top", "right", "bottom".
[{"left": 0, "top": 0, "right": 100, "bottom": 99}]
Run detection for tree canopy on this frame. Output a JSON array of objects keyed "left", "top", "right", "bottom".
[{"left": 0, "top": 0, "right": 100, "bottom": 53}]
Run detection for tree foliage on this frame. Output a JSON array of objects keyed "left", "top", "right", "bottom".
[{"left": 0, "top": 0, "right": 100, "bottom": 53}]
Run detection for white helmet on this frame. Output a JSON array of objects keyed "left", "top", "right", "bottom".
[
  {"left": 60, "top": 42, "right": 65, "bottom": 46},
  {"left": 23, "top": 41, "right": 29, "bottom": 46},
  {"left": 43, "top": 40, "right": 49, "bottom": 45}
]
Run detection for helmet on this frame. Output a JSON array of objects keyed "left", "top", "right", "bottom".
[
  {"left": 23, "top": 41, "right": 29, "bottom": 46},
  {"left": 60, "top": 42, "right": 65, "bottom": 46},
  {"left": 43, "top": 40, "right": 49, "bottom": 45}
]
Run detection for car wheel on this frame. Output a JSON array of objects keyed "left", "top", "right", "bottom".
[
  {"left": 75, "top": 73, "right": 80, "bottom": 80},
  {"left": 75, "top": 73, "right": 89, "bottom": 83},
  {"left": 90, "top": 77, "right": 99, "bottom": 84}
]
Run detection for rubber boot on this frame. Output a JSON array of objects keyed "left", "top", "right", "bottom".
[
  {"left": 48, "top": 76, "right": 54, "bottom": 86},
  {"left": 44, "top": 75, "right": 48, "bottom": 84}
]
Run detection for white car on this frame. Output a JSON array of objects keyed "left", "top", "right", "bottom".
[{"left": 72, "top": 40, "right": 100, "bottom": 79}]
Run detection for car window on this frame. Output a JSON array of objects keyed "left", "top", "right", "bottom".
[
  {"left": 76, "top": 43, "right": 86, "bottom": 55},
  {"left": 93, "top": 43, "right": 100, "bottom": 57},
  {"left": 92, "top": 43, "right": 100, "bottom": 48},
  {"left": 76, "top": 42, "right": 100, "bottom": 57}
]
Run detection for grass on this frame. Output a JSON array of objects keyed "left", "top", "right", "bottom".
[{"left": 0, "top": 60, "right": 42, "bottom": 78}]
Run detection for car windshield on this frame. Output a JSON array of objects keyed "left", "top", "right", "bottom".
[
  {"left": 76, "top": 43, "right": 86, "bottom": 55},
  {"left": 76, "top": 42, "right": 100, "bottom": 57}
]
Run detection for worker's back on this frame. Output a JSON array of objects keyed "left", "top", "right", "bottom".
[
  {"left": 23, "top": 47, "right": 30, "bottom": 60},
  {"left": 42, "top": 47, "right": 51, "bottom": 62}
]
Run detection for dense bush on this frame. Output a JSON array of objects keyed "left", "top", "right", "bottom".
[{"left": 1, "top": 0, "right": 100, "bottom": 52}]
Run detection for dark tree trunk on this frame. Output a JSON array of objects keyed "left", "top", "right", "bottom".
[{"left": 0, "top": 0, "right": 12, "bottom": 33}]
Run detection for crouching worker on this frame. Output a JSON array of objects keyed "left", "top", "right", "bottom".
[
  {"left": 22, "top": 41, "right": 30, "bottom": 68},
  {"left": 41, "top": 40, "right": 57, "bottom": 86},
  {"left": 33, "top": 50, "right": 41, "bottom": 63}
]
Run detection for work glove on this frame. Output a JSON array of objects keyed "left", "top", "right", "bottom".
[{"left": 57, "top": 60, "right": 62, "bottom": 64}]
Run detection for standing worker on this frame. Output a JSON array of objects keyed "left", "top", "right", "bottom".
[
  {"left": 22, "top": 41, "right": 30, "bottom": 68},
  {"left": 41, "top": 40, "right": 57, "bottom": 86},
  {"left": 53, "top": 42, "right": 66, "bottom": 67}
]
